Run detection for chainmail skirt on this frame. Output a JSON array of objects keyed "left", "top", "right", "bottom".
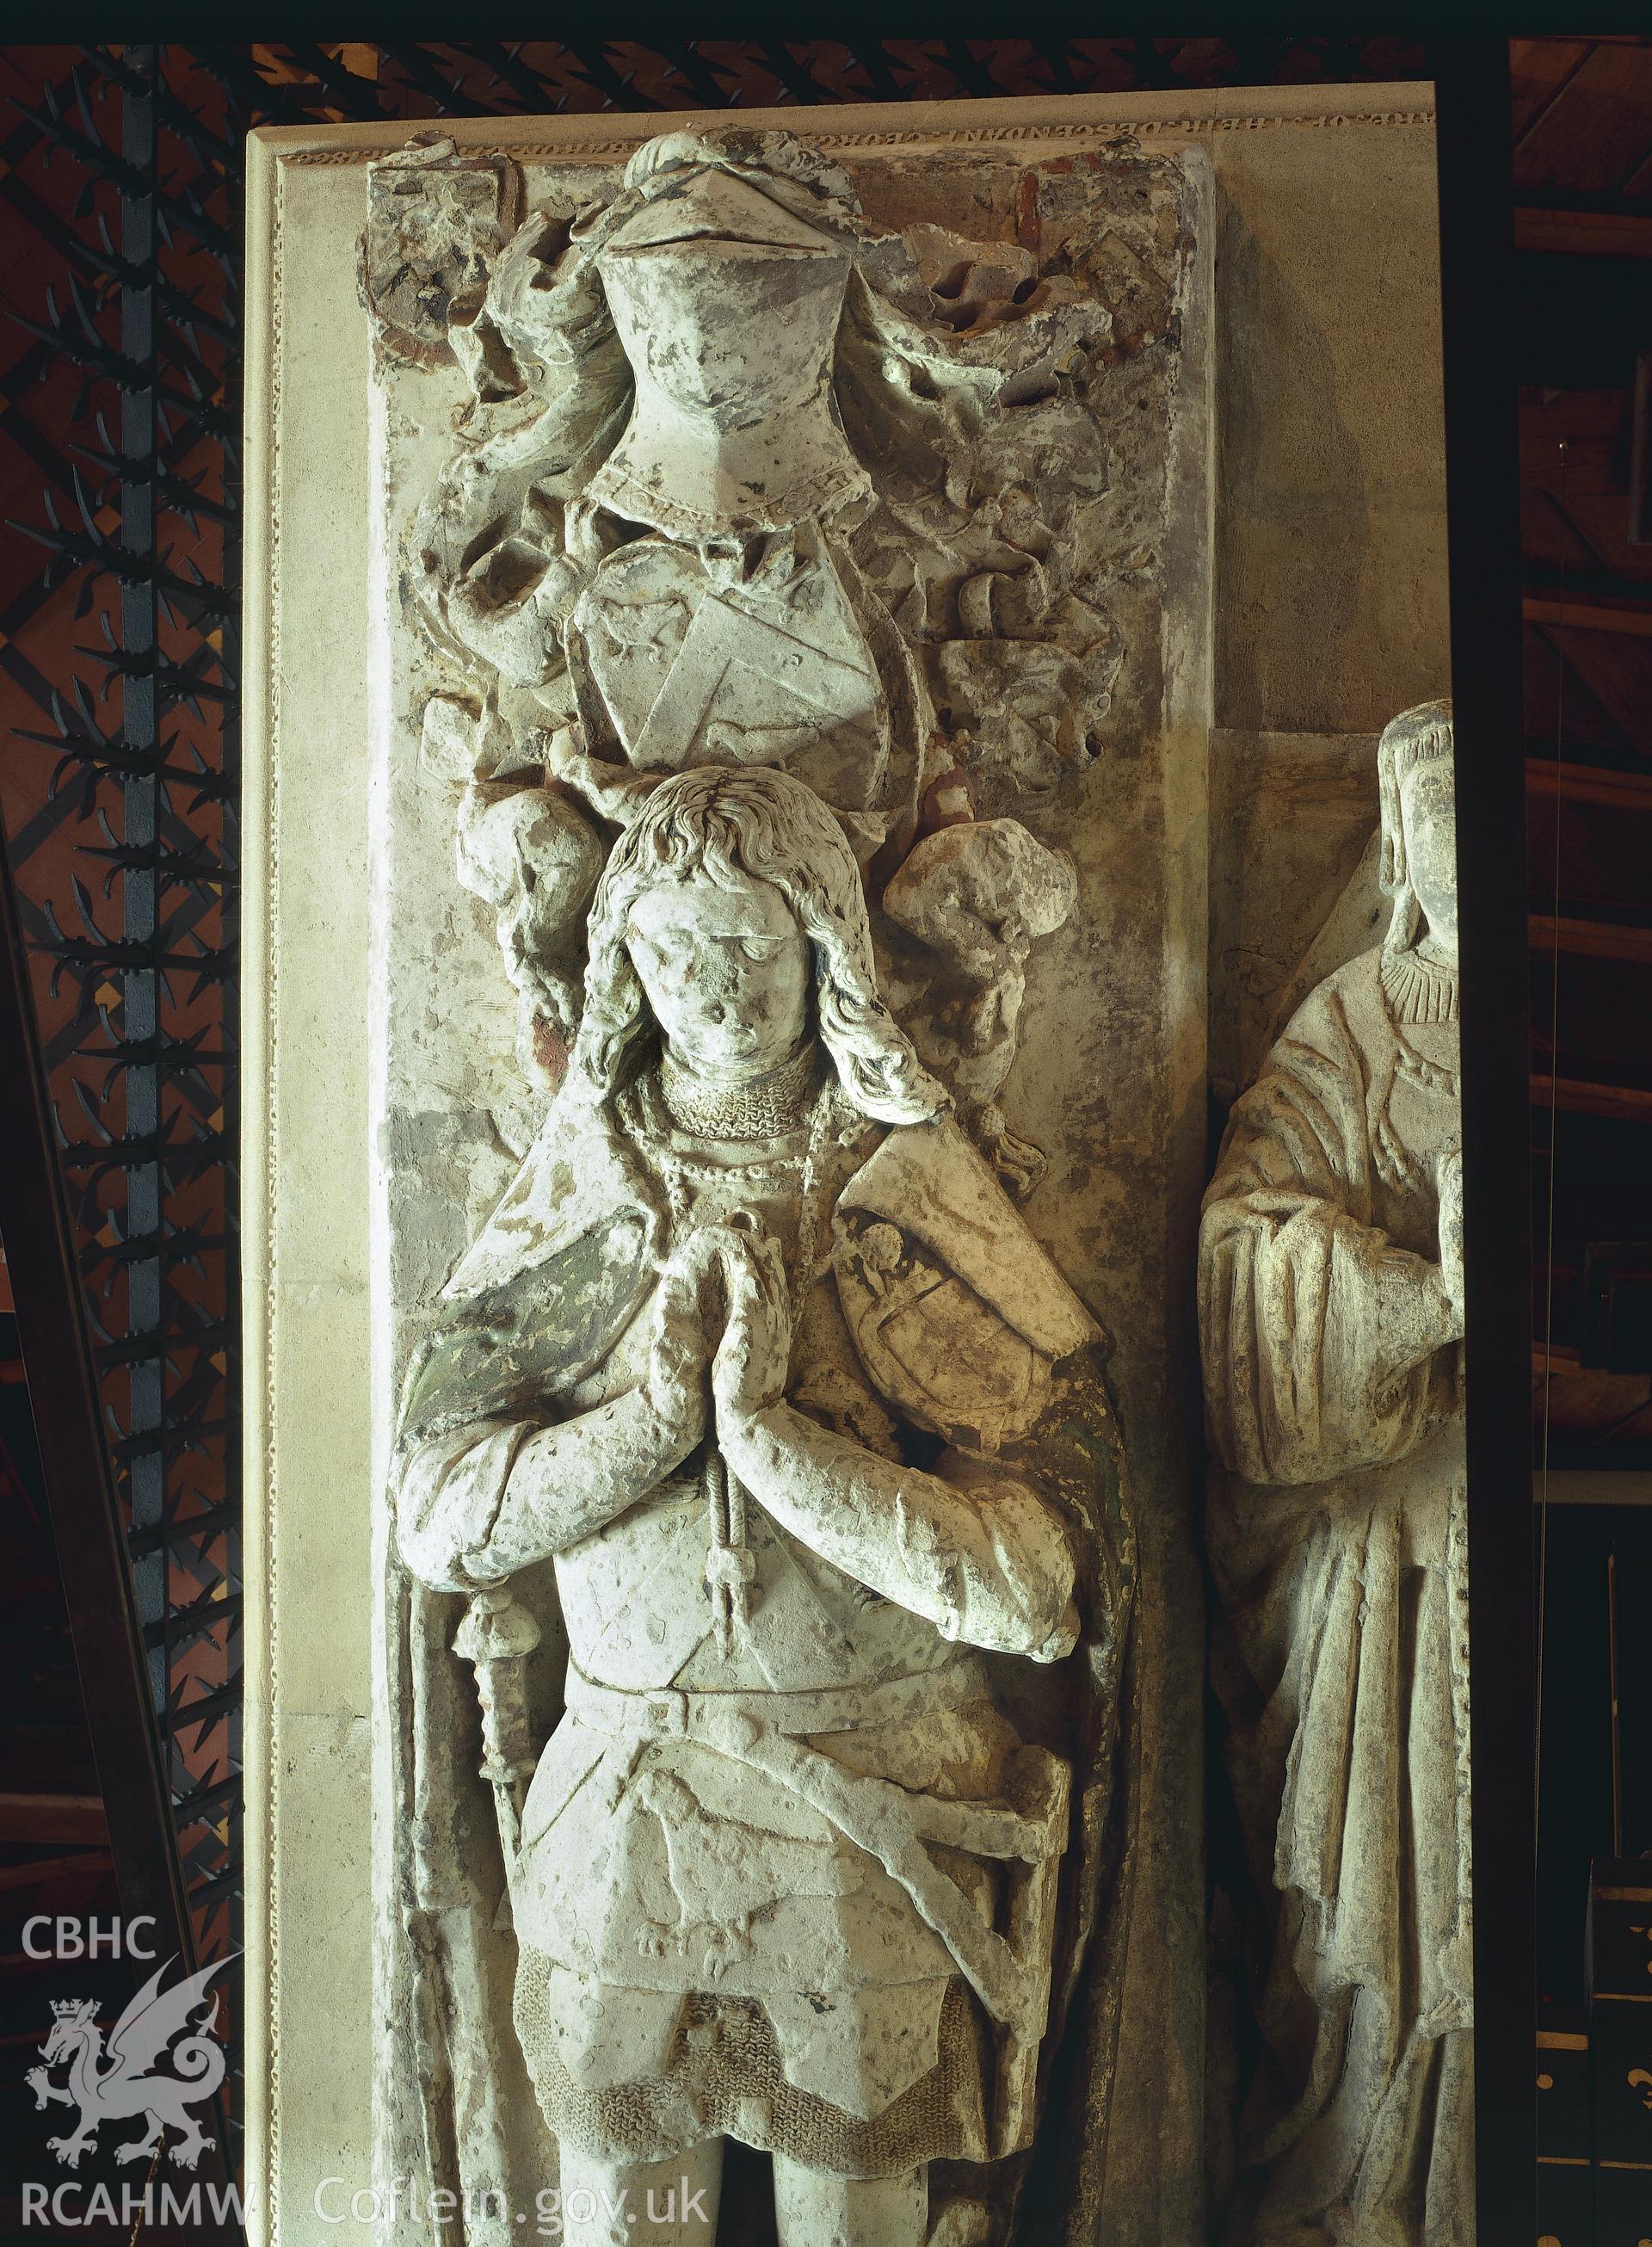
[{"left": 514, "top": 1947, "right": 991, "bottom": 2180}]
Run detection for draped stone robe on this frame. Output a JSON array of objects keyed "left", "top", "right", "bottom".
[{"left": 1198, "top": 948, "right": 1471, "bottom": 2247}]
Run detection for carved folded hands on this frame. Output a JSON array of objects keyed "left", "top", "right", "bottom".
[
  {"left": 400, "top": 1201, "right": 1077, "bottom": 1663},
  {"left": 642, "top": 1213, "right": 1081, "bottom": 1660},
  {"left": 681, "top": 1219, "right": 1079, "bottom": 1660},
  {"left": 642, "top": 1218, "right": 791, "bottom": 1460},
  {"left": 643, "top": 1228, "right": 715, "bottom": 1459},
  {"left": 708, "top": 1220, "right": 793, "bottom": 1426}
]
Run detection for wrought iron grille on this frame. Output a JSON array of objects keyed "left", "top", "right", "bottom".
[{"left": 0, "top": 34, "right": 1429, "bottom": 2167}]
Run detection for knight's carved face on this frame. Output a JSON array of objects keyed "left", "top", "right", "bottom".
[
  {"left": 1399, "top": 760, "right": 1458, "bottom": 949},
  {"left": 626, "top": 869, "right": 811, "bottom": 1083}
]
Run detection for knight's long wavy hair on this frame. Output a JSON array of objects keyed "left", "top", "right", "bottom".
[
  {"left": 568, "top": 765, "right": 945, "bottom": 1127},
  {"left": 1377, "top": 695, "right": 1454, "bottom": 955}
]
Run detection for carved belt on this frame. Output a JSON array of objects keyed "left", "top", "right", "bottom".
[
  {"left": 562, "top": 1659, "right": 985, "bottom": 1744},
  {"left": 561, "top": 1656, "right": 1071, "bottom": 2099}
]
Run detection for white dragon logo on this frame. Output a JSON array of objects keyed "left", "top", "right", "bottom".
[{"left": 26, "top": 1956, "right": 225, "bottom": 2171}]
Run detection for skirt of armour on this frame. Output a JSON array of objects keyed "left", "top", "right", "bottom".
[{"left": 514, "top": 1948, "right": 991, "bottom": 2180}]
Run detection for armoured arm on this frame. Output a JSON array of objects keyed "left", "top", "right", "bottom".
[
  {"left": 397, "top": 1239, "right": 711, "bottom": 1593},
  {"left": 398, "top": 1383, "right": 696, "bottom": 1593},
  {"left": 712, "top": 1227, "right": 1076, "bottom": 1658},
  {"left": 722, "top": 1400, "right": 1076, "bottom": 1660}
]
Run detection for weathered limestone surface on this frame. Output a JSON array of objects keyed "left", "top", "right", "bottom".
[
  {"left": 1207, "top": 729, "right": 1385, "bottom": 1108},
  {"left": 367, "top": 119, "right": 1206, "bottom": 2247},
  {"left": 243, "top": 85, "right": 1450, "bottom": 2247},
  {"left": 1200, "top": 704, "right": 1469, "bottom": 2247},
  {"left": 1214, "top": 126, "right": 1449, "bottom": 734}
]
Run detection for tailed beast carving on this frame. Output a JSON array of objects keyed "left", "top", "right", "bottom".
[{"left": 27, "top": 1958, "right": 226, "bottom": 2172}]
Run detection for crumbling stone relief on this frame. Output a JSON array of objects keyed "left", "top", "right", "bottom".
[
  {"left": 393, "top": 768, "right": 1132, "bottom": 2247},
  {"left": 1199, "top": 701, "right": 1470, "bottom": 2247},
  {"left": 361, "top": 122, "right": 1202, "bottom": 2246},
  {"left": 368, "top": 122, "right": 1168, "bottom": 1191}
]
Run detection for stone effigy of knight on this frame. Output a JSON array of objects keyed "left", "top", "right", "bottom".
[{"left": 368, "top": 127, "right": 1139, "bottom": 2247}]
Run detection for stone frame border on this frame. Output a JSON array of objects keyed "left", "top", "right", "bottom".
[{"left": 243, "top": 79, "right": 1437, "bottom": 2245}]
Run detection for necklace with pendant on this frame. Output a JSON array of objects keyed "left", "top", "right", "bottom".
[{"left": 620, "top": 1056, "right": 873, "bottom": 1655}]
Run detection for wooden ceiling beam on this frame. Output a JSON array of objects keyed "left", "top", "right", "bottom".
[
  {"left": 1511, "top": 40, "right": 1595, "bottom": 149},
  {"left": 1523, "top": 565, "right": 1652, "bottom": 608},
  {"left": 1532, "top": 1074, "right": 1652, "bottom": 1123},
  {"left": 1529, "top": 912, "right": 1652, "bottom": 963},
  {"left": 1517, "top": 206, "right": 1652, "bottom": 256},
  {"left": 0, "top": 1849, "right": 114, "bottom": 1897},
  {"left": 1533, "top": 1340, "right": 1584, "bottom": 1372},
  {"left": 1525, "top": 592, "right": 1652, "bottom": 636},
  {"left": 1526, "top": 757, "right": 1652, "bottom": 810},
  {"left": 0, "top": 1792, "right": 108, "bottom": 1846},
  {"left": 1532, "top": 618, "right": 1652, "bottom": 751}
]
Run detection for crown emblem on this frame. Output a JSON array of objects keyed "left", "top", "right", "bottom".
[{"left": 50, "top": 1998, "right": 93, "bottom": 2020}]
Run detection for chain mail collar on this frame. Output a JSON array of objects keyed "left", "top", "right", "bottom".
[{"left": 658, "top": 1040, "right": 824, "bottom": 1141}]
